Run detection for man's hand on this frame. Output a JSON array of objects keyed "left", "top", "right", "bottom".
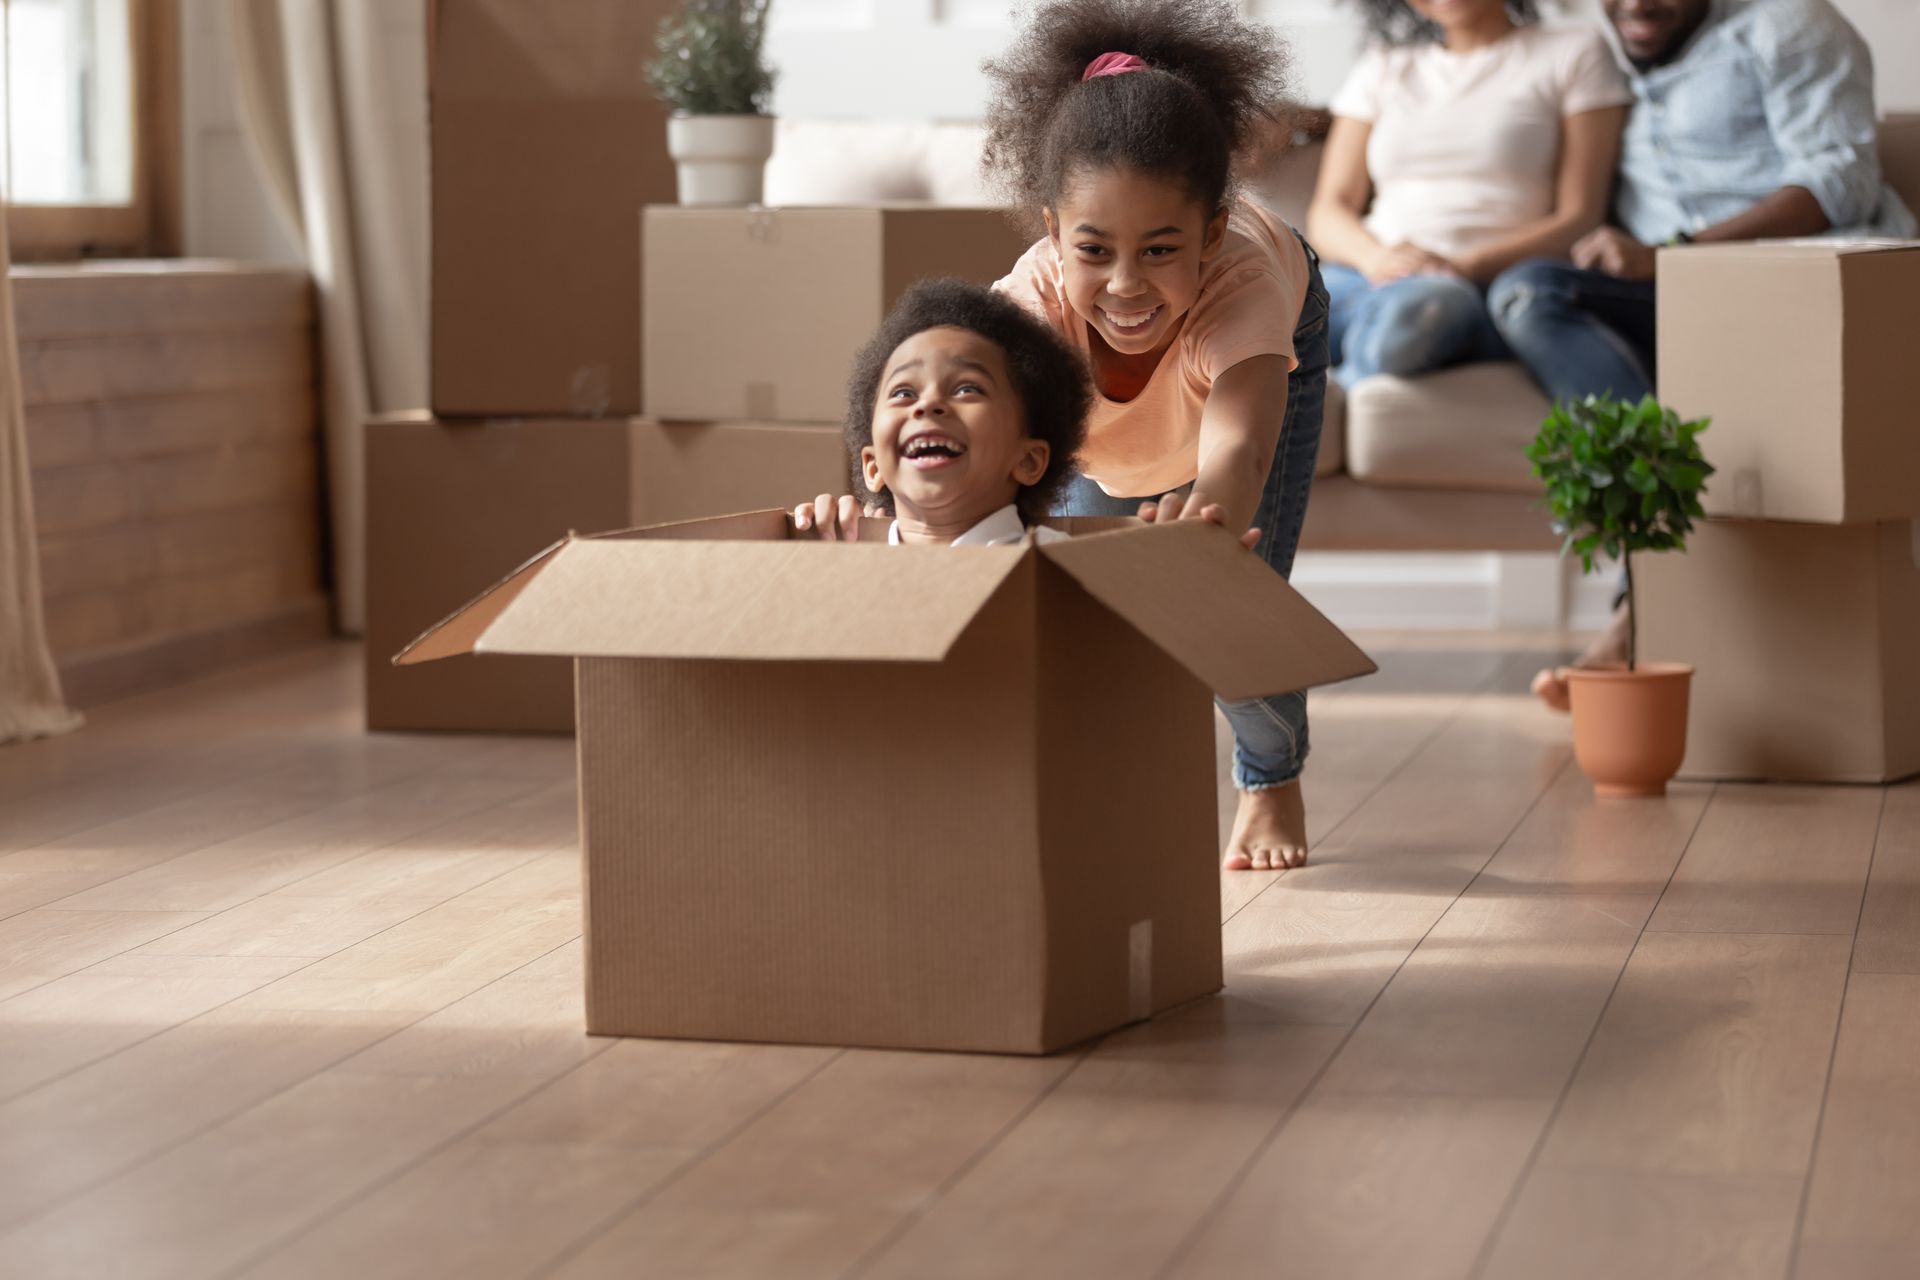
[
  {"left": 1365, "top": 241, "right": 1459, "bottom": 284},
  {"left": 1137, "top": 492, "right": 1261, "bottom": 551},
  {"left": 1572, "top": 227, "right": 1657, "bottom": 281}
]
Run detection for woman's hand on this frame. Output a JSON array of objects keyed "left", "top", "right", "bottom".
[
  {"left": 791, "top": 494, "right": 875, "bottom": 541},
  {"left": 1137, "top": 492, "right": 1262, "bottom": 551},
  {"left": 1365, "top": 241, "right": 1458, "bottom": 284}
]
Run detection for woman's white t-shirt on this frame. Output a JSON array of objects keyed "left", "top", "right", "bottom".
[{"left": 1329, "top": 24, "right": 1631, "bottom": 261}]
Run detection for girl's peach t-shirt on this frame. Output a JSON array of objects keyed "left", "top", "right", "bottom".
[{"left": 993, "top": 198, "right": 1310, "bottom": 498}]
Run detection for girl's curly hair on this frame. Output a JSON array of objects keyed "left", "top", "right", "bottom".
[
  {"left": 844, "top": 279, "right": 1092, "bottom": 524},
  {"left": 982, "top": 0, "right": 1291, "bottom": 215},
  {"left": 1347, "top": 0, "right": 1543, "bottom": 46}
]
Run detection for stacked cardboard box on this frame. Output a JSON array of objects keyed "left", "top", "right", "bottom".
[
  {"left": 1640, "top": 242, "right": 1920, "bottom": 782},
  {"left": 376, "top": 2, "right": 1046, "bottom": 731}
]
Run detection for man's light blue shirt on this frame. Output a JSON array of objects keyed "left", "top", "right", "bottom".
[{"left": 1612, "top": 0, "right": 1917, "bottom": 243}]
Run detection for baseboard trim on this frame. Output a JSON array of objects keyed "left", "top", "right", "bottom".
[{"left": 57, "top": 596, "right": 334, "bottom": 708}]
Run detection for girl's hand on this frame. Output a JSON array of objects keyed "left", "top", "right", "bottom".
[
  {"left": 1137, "top": 492, "right": 1261, "bottom": 551},
  {"left": 791, "top": 494, "right": 874, "bottom": 541}
]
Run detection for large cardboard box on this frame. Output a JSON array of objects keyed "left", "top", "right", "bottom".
[
  {"left": 366, "top": 416, "right": 848, "bottom": 732},
  {"left": 1658, "top": 242, "right": 1920, "bottom": 524},
  {"left": 1638, "top": 517, "right": 1920, "bottom": 783},
  {"left": 431, "top": 0, "right": 678, "bottom": 417},
  {"left": 643, "top": 206, "right": 1035, "bottom": 422},
  {"left": 398, "top": 513, "right": 1375, "bottom": 1053}
]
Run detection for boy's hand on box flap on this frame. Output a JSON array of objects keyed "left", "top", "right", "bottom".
[
  {"left": 792, "top": 494, "right": 875, "bottom": 541},
  {"left": 1137, "top": 493, "right": 1261, "bottom": 551}
]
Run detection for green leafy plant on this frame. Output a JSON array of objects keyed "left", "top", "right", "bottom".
[
  {"left": 646, "top": 0, "right": 777, "bottom": 116},
  {"left": 1526, "top": 393, "right": 1714, "bottom": 671}
]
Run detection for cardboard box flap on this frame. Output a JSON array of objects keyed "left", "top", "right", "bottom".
[
  {"left": 391, "top": 537, "right": 571, "bottom": 668},
  {"left": 401, "top": 536, "right": 1032, "bottom": 665},
  {"left": 1040, "top": 522, "right": 1377, "bottom": 699}
]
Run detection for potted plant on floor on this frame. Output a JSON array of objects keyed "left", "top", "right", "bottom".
[
  {"left": 647, "top": 0, "right": 778, "bottom": 206},
  {"left": 1528, "top": 393, "right": 1714, "bottom": 798}
]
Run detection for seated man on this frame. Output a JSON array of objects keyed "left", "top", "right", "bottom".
[{"left": 1493, "top": 0, "right": 1916, "bottom": 702}]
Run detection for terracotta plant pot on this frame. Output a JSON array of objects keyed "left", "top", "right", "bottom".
[{"left": 1565, "top": 663, "right": 1694, "bottom": 798}]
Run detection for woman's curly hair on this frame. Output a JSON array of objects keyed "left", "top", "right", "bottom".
[
  {"left": 844, "top": 279, "right": 1092, "bottom": 524},
  {"left": 982, "top": 0, "right": 1291, "bottom": 215},
  {"left": 1347, "top": 0, "right": 1543, "bottom": 46}
]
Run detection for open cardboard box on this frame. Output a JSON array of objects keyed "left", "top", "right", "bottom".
[{"left": 396, "top": 510, "right": 1375, "bottom": 1054}]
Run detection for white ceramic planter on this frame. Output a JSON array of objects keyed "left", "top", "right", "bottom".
[{"left": 667, "top": 114, "right": 776, "bottom": 206}]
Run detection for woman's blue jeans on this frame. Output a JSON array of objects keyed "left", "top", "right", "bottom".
[
  {"left": 1053, "top": 250, "right": 1330, "bottom": 791},
  {"left": 1322, "top": 261, "right": 1509, "bottom": 383}
]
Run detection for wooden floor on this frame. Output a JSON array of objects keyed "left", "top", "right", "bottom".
[{"left": 1, "top": 641, "right": 1914, "bottom": 1280}]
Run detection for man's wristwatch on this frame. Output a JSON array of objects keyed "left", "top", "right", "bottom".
[{"left": 1664, "top": 229, "right": 1696, "bottom": 247}]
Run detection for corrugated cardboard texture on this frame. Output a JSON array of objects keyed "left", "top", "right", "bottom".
[
  {"left": 1035, "top": 558, "right": 1222, "bottom": 1049},
  {"left": 1658, "top": 243, "right": 1920, "bottom": 524},
  {"left": 431, "top": 0, "right": 677, "bottom": 417},
  {"left": 1041, "top": 521, "right": 1378, "bottom": 700},
  {"left": 642, "top": 207, "right": 1032, "bottom": 423},
  {"left": 365, "top": 414, "right": 630, "bottom": 732},
  {"left": 1639, "top": 518, "right": 1920, "bottom": 783},
  {"left": 576, "top": 561, "right": 1050, "bottom": 1053},
  {"left": 630, "top": 421, "right": 850, "bottom": 526}
]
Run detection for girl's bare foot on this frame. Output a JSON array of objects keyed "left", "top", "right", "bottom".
[
  {"left": 1223, "top": 781, "right": 1308, "bottom": 871},
  {"left": 1533, "top": 600, "right": 1632, "bottom": 714}
]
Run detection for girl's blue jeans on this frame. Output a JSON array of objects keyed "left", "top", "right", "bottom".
[{"left": 1053, "top": 247, "right": 1330, "bottom": 791}]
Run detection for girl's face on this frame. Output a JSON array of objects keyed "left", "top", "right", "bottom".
[
  {"left": 1045, "top": 166, "right": 1227, "bottom": 364},
  {"left": 861, "top": 326, "right": 1049, "bottom": 528}
]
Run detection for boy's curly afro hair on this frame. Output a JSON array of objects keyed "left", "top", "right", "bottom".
[
  {"left": 982, "top": 0, "right": 1292, "bottom": 215},
  {"left": 844, "top": 279, "right": 1092, "bottom": 524}
]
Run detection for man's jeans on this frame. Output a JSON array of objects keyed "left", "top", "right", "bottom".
[
  {"left": 1487, "top": 258, "right": 1657, "bottom": 405},
  {"left": 1323, "top": 262, "right": 1509, "bottom": 382},
  {"left": 1054, "top": 253, "right": 1330, "bottom": 791}
]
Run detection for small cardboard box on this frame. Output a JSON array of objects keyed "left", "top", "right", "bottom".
[
  {"left": 398, "top": 513, "right": 1375, "bottom": 1053},
  {"left": 1638, "top": 517, "right": 1920, "bottom": 783},
  {"left": 366, "top": 416, "right": 848, "bottom": 732},
  {"left": 1658, "top": 242, "right": 1920, "bottom": 524},
  {"left": 431, "top": 0, "right": 678, "bottom": 417},
  {"left": 642, "top": 206, "right": 1035, "bottom": 423}
]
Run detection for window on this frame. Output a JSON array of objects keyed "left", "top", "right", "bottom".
[{"left": 2, "top": 0, "right": 176, "bottom": 259}]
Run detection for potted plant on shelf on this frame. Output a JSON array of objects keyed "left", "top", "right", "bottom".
[
  {"left": 647, "top": 0, "right": 778, "bottom": 206},
  {"left": 1528, "top": 393, "right": 1714, "bottom": 798}
]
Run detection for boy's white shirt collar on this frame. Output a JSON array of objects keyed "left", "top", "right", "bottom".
[{"left": 887, "top": 504, "right": 1059, "bottom": 547}]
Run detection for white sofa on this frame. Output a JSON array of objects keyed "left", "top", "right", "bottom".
[{"left": 767, "top": 114, "right": 1920, "bottom": 552}]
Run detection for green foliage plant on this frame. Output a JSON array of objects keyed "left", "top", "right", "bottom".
[
  {"left": 1526, "top": 393, "right": 1714, "bottom": 671},
  {"left": 646, "top": 0, "right": 777, "bottom": 116}
]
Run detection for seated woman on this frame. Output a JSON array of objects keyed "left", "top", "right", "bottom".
[{"left": 1307, "top": 0, "right": 1630, "bottom": 384}]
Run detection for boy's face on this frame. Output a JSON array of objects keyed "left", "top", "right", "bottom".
[
  {"left": 1046, "top": 166, "right": 1228, "bottom": 362},
  {"left": 861, "top": 326, "right": 1049, "bottom": 532}
]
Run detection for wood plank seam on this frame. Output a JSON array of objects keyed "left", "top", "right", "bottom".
[
  {"left": 0, "top": 788, "right": 579, "bottom": 1099},
  {"left": 1223, "top": 663, "right": 1505, "bottom": 925},
  {"left": 1150, "top": 752, "right": 1585, "bottom": 1279},
  {"left": 841, "top": 1045, "right": 1099, "bottom": 1279},
  {"left": 524, "top": 1052, "right": 851, "bottom": 1278},
  {"left": 1784, "top": 788, "right": 1891, "bottom": 1279},
  {"left": 1462, "top": 783, "right": 1723, "bottom": 1280},
  {"left": 0, "top": 931, "right": 590, "bottom": 1233}
]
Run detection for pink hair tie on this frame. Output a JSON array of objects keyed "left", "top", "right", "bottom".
[{"left": 1083, "top": 52, "right": 1149, "bottom": 81}]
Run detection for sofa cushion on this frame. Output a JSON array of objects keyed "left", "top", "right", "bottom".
[
  {"left": 765, "top": 120, "right": 996, "bottom": 206},
  {"left": 1343, "top": 362, "right": 1551, "bottom": 493},
  {"left": 1316, "top": 375, "right": 1346, "bottom": 478}
]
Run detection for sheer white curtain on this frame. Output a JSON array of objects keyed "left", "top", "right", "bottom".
[
  {"left": 226, "top": 0, "right": 429, "bottom": 635},
  {"left": 0, "top": 202, "right": 83, "bottom": 744}
]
